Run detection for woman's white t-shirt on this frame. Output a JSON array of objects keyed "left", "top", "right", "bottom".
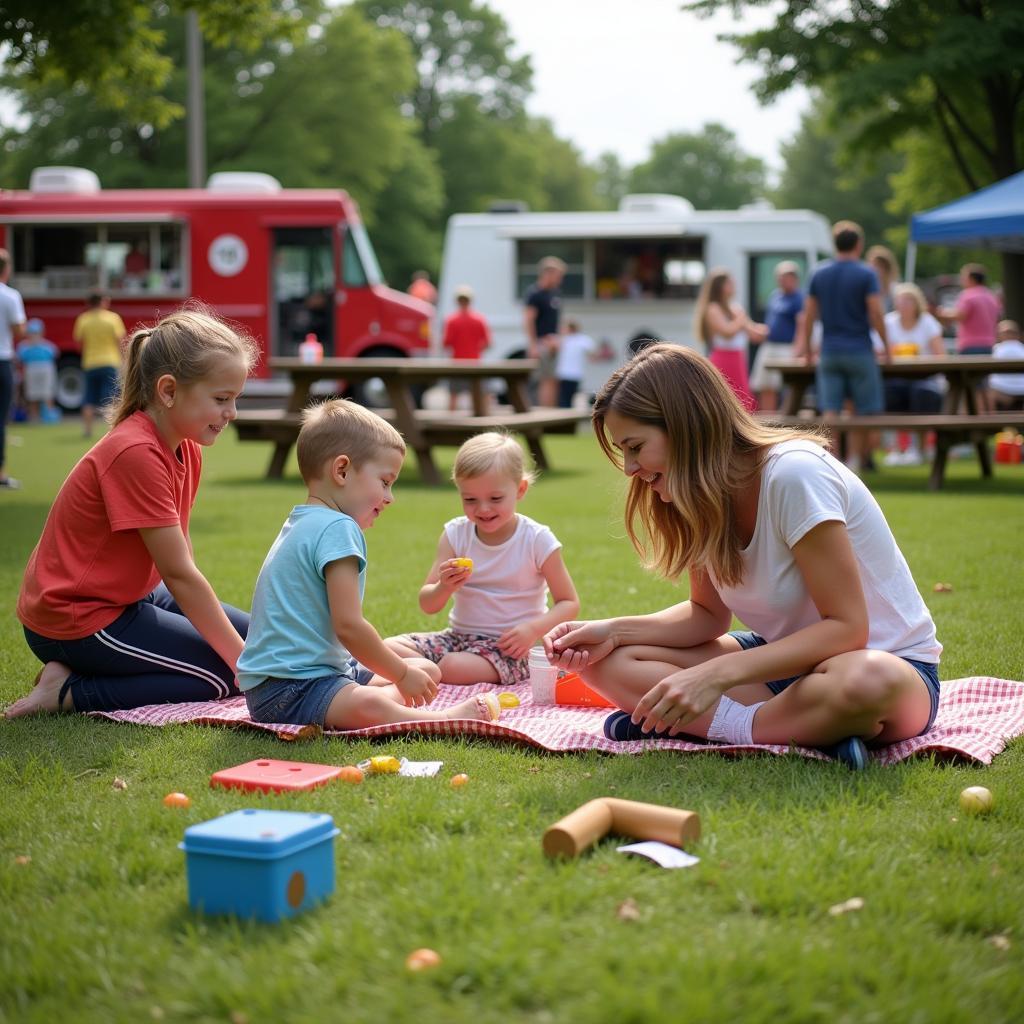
[
  {"left": 444, "top": 514, "right": 561, "bottom": 637},
  {"left": 710, "top": 441, "right": 941, "bottom": 664},
  {"left": 883, "top": 310, "right": 943, "bottom": 352}
]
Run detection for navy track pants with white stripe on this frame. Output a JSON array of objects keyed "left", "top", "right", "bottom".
[{"left": 23, "top": 583, "right": 249, "bottom": 711}]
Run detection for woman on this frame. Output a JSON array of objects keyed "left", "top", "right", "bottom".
[
  {"left": 882, "top": 283, "right": 946, "bottom": 466},
  {"left": 694, "top": 268, "right": 767, "bottom": 412},
  {"left": 543, "top": 344, "right": 941, "bottom": 769}
]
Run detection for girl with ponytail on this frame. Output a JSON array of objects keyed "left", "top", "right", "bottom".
[{"left": 7, "top": 306, "right": 258, "bottom": 717}]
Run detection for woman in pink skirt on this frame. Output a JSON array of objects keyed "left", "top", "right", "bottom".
[{"left": 694, "top": 268, "right": 767, "bottom": 412}]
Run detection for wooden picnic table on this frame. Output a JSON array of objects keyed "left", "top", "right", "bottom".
[
  {"left": 235, "top": 357, "right": 588, "bottom": 484},
  {"left": 762, "top": 355, "right": 1024, "bottom": 488},
  {"left": 764, "top": 355, "right": 1024, "bottom": 417}
]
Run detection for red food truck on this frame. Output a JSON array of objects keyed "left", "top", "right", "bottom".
[{"left": 0, "top": 167, "right": 432, "bottom": 408}]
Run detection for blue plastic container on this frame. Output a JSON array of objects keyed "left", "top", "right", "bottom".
[{"left": 180, "top": 809, "right": 339, "bottom": 922}]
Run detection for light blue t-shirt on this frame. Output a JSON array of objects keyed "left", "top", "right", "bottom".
[
  {"left": 808, "top": 260, "right": 879, "bottom": 353},
  {"left": 236, "top": 506, "right": 366, "bottom": 691}
]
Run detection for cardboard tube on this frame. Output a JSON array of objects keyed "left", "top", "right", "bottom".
[
  {"left": 542, "top": 797, "right": 700, "bottom": 859},
  {"left": 542, "top": 799, "right": 615, "bottom": 859}
]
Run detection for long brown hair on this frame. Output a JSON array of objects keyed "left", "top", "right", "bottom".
[
  {"left": 110, "top": 304, "right": 258, "bottom": 425},
  {"left": 592, "top": 343, "right": 824, "bottom": 587},
  {"left": 693, "top": 267, "right": 733, "bottom": 346}
]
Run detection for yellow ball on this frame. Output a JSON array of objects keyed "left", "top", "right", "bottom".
[{"left": 959, "top": 786, "right": 994, "bottom": 815}]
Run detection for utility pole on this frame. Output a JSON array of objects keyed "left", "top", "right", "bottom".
[{"left": 186, "top": 10, "right": 206, "bottom": 188}]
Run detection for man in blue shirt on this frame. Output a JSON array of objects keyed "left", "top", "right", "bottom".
[
  {"left": 750, "top": 260, "right": 805, "bottom": 411},
  {"left": 796, "top": 221, "right": 891, "bottom": 472}
]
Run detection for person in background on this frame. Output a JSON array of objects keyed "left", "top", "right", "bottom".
[
  {"left": 524, "top": 256, "right": 566, "bottom": 408},
  {"left": 990, "top": 319, "right": 1024, "bottom": 411},
  {"left": 555, "top": 319, "right": 596, "bottom": 409},
  {"left": 0, "top": 247, "right": 26, "bottom": 489},
  {"left": 694, "top": 268, "right": 767, "bottom": 412},
  {"left": 16, "top": 318, "right": 60, "bottom": 423},
  {"left": 443, "top": 285, "right": 492, "bottom": 412},
  {"left": 749, "top": 261, "right": 805, "bottom": 412},
  {"left": 866, "top": 246, "right": 899, "bottom": 314},
  {"left": 73, "top": 292, "right": 126, "bottom": 437},
  {"left": 408, "top": 270, "right": 438, "bottom": 306},
  {"left": 795, "top": 221, "right": 890, "bottom": 474},
  {"left": 881, "top": 284, "right": 946, "bottom": 466},
  {"left": 938, "top": 263, "right": 1002, "bottom": 413}
]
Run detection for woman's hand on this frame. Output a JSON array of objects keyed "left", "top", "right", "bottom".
[
  {"left": 631, "top": 662, "right": 726, "bottom": 735},
  {"left": 543, "top": 620, "right": 617, "bottom": 672}
]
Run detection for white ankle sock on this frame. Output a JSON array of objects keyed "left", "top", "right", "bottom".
[{"left": 707, "top": 695, "right": 765, "bottom": 745}]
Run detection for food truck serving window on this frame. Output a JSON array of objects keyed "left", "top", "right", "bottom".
[
  {"left": 516, "top": 237, "right": 704, "bottom": 302},
  {"left": 9, "top": 222, "right": 186, "bottom": 297}
]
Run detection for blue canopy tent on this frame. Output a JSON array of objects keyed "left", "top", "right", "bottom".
[{"left": 906, "top": 171, "right": 1024, "bottom": 279}]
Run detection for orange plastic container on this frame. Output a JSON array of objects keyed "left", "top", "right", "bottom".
[
  {"left": 995, "top": 435, "right": 1022, "bottom": 464},
  {"left": 555, "top": 672, "right": 615, "bottom": 708}
]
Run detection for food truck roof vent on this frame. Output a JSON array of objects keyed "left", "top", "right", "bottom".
[
  {"left": 29, "top": 167, "right": 101, "bottom": 194},
  {"left": 618, "top": 194, "right": 694, "bottom": 215},
  {"left": 206, "top": 172, "right": 282, "bottom": 194}
]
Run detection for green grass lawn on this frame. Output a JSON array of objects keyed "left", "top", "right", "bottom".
[{"left": 2, "top": 422, "right": 1023, "bottom": 1023}]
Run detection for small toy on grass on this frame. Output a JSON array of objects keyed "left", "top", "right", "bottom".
[
  {"left": 210, "top": 759, "right": 346, "bottom": 794},
  {"left": 543, "top": 798, "right": 700, "bottom": 859},
  {"left": 338, "top": 766, "right": 365, "bottom": 784},
  {"left": 959, "top": 786, "right": 994, "bottom": 815},
  {"left": 180, "top": 809, "right": 339, "bottom": 922},
  {"left": 450, "top": 773, "right": 469, "bottom": 788},
  {"left": 163, "top": 792, "right": 192, "bottom": 808},
  {"left": 362, "top": 755, "right": 401, "bottom": 775},
  {"left": 405, "top": 948, "right": 442, "bottom": 971}
]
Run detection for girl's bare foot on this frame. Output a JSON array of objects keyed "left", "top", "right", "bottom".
[
  {"left": 4, "top": 662, "right": 74, "bottom": 718},
  {"left": 445, "top": 692, "right": 501, "bottom": 723}
]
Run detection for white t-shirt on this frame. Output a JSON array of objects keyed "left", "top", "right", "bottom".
[
  {"left": 555, "top": 332, "right": 595, "bottom": 381},
  {"left": 883, "top": 309, "right": 946, "bottom": 389},
  {"left": 710, "top": 441, "right": 941, "bottom": 664},
  {"left": 0, "top": 282, "right": 27, "bottom": 360},
  {"left": 990, "top": 338, "right": 1024, "bottom": 396},
  {"left": 710, "top": 329, "right": 748, "bottom": 353},
  {"left": 444, "top": 514, "right": 561, "bottom": 637}
]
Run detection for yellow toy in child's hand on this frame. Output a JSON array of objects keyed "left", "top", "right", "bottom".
[{"left": 452, "top": 557, "right": 474, "bottom": 570}]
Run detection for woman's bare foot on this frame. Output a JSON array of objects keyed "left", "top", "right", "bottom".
[
  {"left": 4, "top": 662, "right": 74, "bottom": 718},
  {"left": 445, "top": 692, "right": 501, "bottom": 723}
]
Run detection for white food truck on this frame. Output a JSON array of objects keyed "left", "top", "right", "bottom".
[{"left": 437, "top": 194, "right": 832, "bottom": 398}]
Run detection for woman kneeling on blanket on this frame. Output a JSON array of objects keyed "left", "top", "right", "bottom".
[{"left": 543, "top": 343, "right": 941, "bottom": 769}]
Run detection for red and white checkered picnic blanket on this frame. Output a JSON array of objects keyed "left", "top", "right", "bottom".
[{"left": 87, "top": 676, "right": 1024, "bottom": 765}]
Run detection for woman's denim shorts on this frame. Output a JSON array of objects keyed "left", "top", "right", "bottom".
[
  {"left": 244, "top": 659, "right": 373, "bottom": 726},
  {"left": 729, "top": 630, "right": 941, "bottom": 735}
]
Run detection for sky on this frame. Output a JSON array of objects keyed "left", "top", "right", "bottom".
[{"left": 489, "top": 0, "right": 808, "bottom": 178}]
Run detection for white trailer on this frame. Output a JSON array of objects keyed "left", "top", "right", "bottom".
[{"left": 437, "top": 195, "right": 832, "bottom": 398}]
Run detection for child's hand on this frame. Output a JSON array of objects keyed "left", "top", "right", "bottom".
[
  {"left": 497, "top": 623, "right": 536, "bottom": 660},
  {"left": 396, "top": 663, "right": 439, "bottom": 708},
  {"left": 438, "top": 559, "right": 473, "bottom": 591}
]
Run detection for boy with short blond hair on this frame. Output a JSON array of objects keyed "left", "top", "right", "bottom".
[{"left": 237, "top": 399, "right": 500, "bottom": 728}]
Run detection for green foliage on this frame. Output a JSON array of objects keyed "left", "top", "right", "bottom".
[
  {"left": 773, "top": 95, "right": 904, "bottom": 251},
  {"left": 1, "top": 424, "right": 1023, "bottom": 1021},
  {"left": 0, "top": 0, "right": 303, "bottom": 128},
  {"left": 592, "top": 151, "right": 630, "bottom": 211},
  {"left": 628, "top": 123, "right": 767, "bottom": 209}
]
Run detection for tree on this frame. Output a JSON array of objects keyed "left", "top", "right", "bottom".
[
  {"left": 684, "top": 0, "right": 1024, "bottom": 312},
  {"left": 0, "top": 6, "right": 443, "bottom": 284},
  {"left": 354, "top": 0, "right": 532, "bottom": 144},
  {"left": 628, "top": 124, "right": 766, "bottom": 209},
  {"left": 774, "top": 96, "right": 904, "bottom": 250},
  {"left": 592, "top": 151, "right": 631, "bottom": 211},
  {"left": 0, "top": 0, "right": 302, "bottom": 127}
]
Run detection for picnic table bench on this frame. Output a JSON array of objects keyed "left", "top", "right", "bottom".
[{"left": 234, "top": 357, "right": 589, "bottom": 485}]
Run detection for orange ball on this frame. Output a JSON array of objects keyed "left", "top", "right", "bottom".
[
  {"left": 450, "top": 773, "right": 469, "bottom": 788},
  {"left": 163, "top": 792, "right": 191, "bottom": 808},
  {"left": 405, "top": 948, "right": 442, "bottom": 971},
  {"left": 339, "top": 765, "right": 365, "bottom": 784}
]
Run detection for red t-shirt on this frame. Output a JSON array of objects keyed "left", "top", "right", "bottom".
[
  {"left": 17, "top": 411, "right": 202, "bottom": 639},
  {"left": 443, "top": 310, "right": 490, "bottom": 360},
  {"left": 955, "top": 285, "right": 1001, "bottom": 351}
]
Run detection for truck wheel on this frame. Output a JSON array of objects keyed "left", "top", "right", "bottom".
[
  {"left": 56, "top": 356, "right": 86, "bottom": 411},
  {"left": 350, "top": 345, "right": 406, "bottom": 408}
]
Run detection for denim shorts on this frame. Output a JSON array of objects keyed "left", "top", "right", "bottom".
[
  {"left": 729, "top": 630, "right": 941, "bottom": 735},
  {"left": 244, "top": 659, "right": 372, "bottom": 726},
  {"left": 84, "top": 365, "right": 119, "bottom": 408},
  {"left": 816, "top": 349, "right": 884, "bottom": 414}
]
